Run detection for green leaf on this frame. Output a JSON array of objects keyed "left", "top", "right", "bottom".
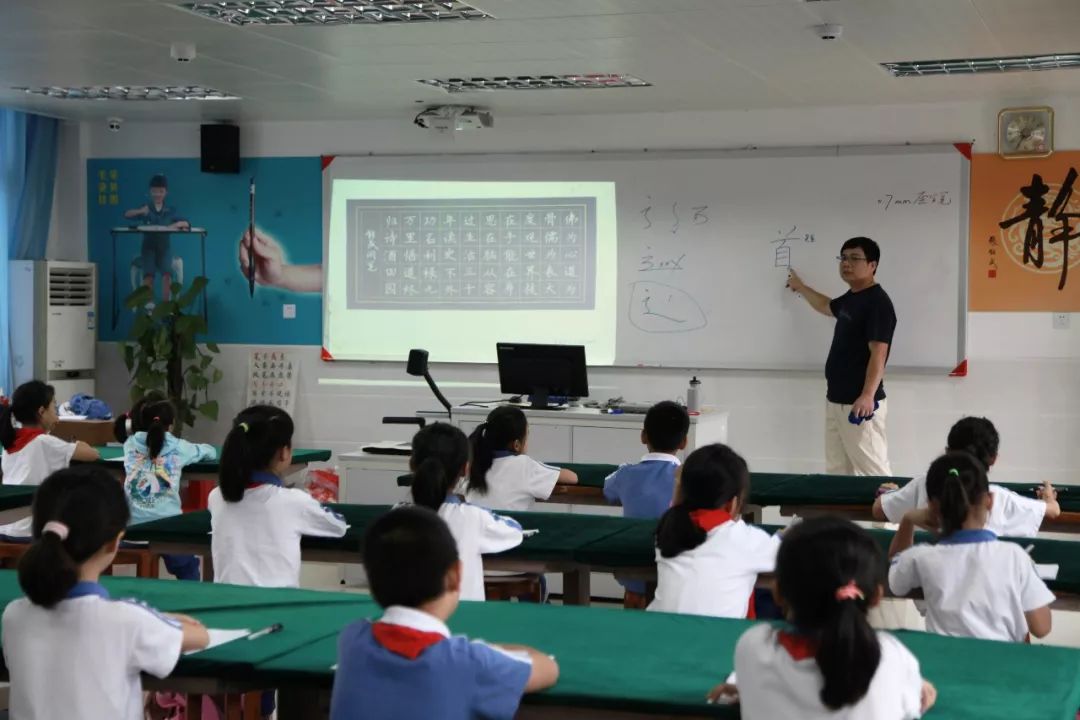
[
  {"left": 206, "top": 342, "right": 220, "bottom": 353},
  {"left": 211, "top": 368, "right": 223, "bottom": 384},
  {"left": 178, "top": 276, "right": 208, "bottom": 310},
  {"left": 123, "top": 286, "right": 153, "bottom": 310},
  {"left": 150, "top": 301, "right": 175, "bottom": 321},
  {"left": 130, "top": 313, "right": 152, "bottom": 341},
  {"left": 199, "top": 354, "right": 213, "bottom": 370},
  {"left": 197, "top": 400, "right": 219, "bottom": 422},
  {"left": 189, "top": 374, "right": 208, "bottom": 391},
  {"left": 122, "top": 344, "right": 135, "bottom": 372}
]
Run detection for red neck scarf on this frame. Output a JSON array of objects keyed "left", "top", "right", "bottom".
[
  {"left": 6, "top": 428, "right": 45, "bottom": 454},
  {"left": 687, "top": 508, "right": 756, "bottom": 618},
  {"left": 688, "top": 508, "right": 733, "bottom": 532},
  {"left": 371, "top": 622, "right": 446, "bottom": 660},
  {"left": 777, "top": 631, "right": 818, "bottom": 661}
]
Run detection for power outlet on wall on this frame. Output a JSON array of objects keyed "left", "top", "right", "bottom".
[{"left": 1052, "top": 312, "right": 1070, "bottom": 330}]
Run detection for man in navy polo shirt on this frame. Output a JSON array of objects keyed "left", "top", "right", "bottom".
[{"left": 787, "top": 236, "right": 897, "bottom": 476}]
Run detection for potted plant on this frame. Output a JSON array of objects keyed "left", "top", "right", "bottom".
[{"left": 121, "top": 277, "right": 221, "bottom": 433}]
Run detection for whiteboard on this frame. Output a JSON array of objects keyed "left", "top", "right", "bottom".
[{"left": 323, "top": 145, "right": 968, "bottom": 371}]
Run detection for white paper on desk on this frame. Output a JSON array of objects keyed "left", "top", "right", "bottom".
[
  {"left": 522, "top": 529, "right": 540, "bottom": 538},
  {"left": 184, "top": 628, "right": 251, "bottom": 655},
  {"left": 1036, "top": 564, "right": 1059, "bottom": 580},
  {"left": 103, "top": 456, "right": 125, "bottom": 462}
]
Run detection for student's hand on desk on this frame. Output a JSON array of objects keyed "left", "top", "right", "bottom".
[
  {"left": 706, "top": 682, "right": 739, "bottom": 704},
  {"left": 1036, "top": 480, "right": 1057, "bottom": 501},
  {"left": 920, "top": 680, "right": 937, "bottom": 714},
  {"left": 166, "top": 613, "right": 206, "bottom": 628},
  {"left": 877, "top": 482, "right": 900, "bottom": 494},
  {"left": 170, "top": 220, "right": 190, "bottom": 231}
]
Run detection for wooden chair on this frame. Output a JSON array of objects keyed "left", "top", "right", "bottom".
[{"left": 484, "top": 574, "right": 544, "bottom": 602}]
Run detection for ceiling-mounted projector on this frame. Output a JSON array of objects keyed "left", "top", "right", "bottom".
[{"left": 414, "top": 105, "right": 493, "bottom": 133}]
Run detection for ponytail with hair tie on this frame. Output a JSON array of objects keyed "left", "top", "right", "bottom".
[
  {"left": 467, "top": 408, "right": 527, "bottom": 495},
  {"left": 219, "top": 406, "right": 295, "bottom": 503}
]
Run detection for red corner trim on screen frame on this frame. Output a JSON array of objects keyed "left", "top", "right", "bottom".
[
  {"left": 949, "top": 359, "right": 968, "bottom": 377},
  {"left": 321, "top": 346, "right": 335, "bottom": 361},
  {"left": 953, "top": 143, "right": 973, "bottom": 160},
  {"left": 321, "top": 155, "right": 336, "bottom": 171}
]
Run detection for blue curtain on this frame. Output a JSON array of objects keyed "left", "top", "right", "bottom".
[{"left": 1, "top": 109, "right": 60, "bottom": 394}]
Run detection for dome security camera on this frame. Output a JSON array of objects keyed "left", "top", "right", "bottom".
[
  {"left": 171, "top": 41, "right": 197, "bottom": 62},
  {"left": 107, "top": 117, "right": 123, "bottom": 132},
  {"left": 815, "top": 23, "right": 843, "bottom": 41}
]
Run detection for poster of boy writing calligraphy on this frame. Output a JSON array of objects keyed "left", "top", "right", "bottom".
[{"left": 970, "top": 151, "right": 1080, "bottom": 311}]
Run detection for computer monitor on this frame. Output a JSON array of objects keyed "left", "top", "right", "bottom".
[{"left": 496, "top": 343, "right": 589, "bottom": 410}]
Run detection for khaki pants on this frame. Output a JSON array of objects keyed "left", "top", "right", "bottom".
[{"left": 824, "top": 399, "right": 892, "bottom": 476}]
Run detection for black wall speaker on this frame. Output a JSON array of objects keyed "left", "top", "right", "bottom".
[{"left": 200, "top": 124, "right": 240, "bottom": 174}]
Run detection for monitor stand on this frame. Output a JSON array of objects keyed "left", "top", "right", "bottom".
[{"left": 528, "top": 387, "right": 565, "bottom": 410}]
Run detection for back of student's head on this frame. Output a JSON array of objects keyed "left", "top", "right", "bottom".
[
  {"left": 946, "top": 416, "right": 999, "bottom": 467},
  {"left": 643, "top": 401, "right": 690, "bottom": 454},
  {"left": 777, "top": 516, "right": 884, "bottom": 710},
  {"left": 411, "top": 423, "right": 469, "bottom": 510},
  {"left": 113, "top": 389, "right": 167, "bottom": 443},
  {"left": 655, "top": 443, "right": 748, "bottom": 558},
  {"left": 0, "top": 381, "right": 55, "bottom": 450},
  {"left": 219, "top": 405, "right": 294, "bottom": 503},
  {"left": 140, "top": 399, "right": 176, "bottom": 460},
  {"left": 925, "top": 451, "right": 989, "bottom": 537},
  {"left": 363, "top": 505, "right": 459, "bottom": 609},
  {"left": 18, "top": 466, "right": 130, "bottom": 608},
  {"left": 467, "top": 405, "right": 527, "bottom": 495}
]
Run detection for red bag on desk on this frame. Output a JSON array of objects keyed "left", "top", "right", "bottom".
[{"left": 306, "top": 467, "right": 340, "bottom": 503}]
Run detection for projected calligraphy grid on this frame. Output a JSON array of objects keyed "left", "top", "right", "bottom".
[{"left": 347, "top": 198, "right": 596, "bottom": 309}]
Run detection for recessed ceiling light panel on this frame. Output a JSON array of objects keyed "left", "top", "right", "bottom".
[
  {"left": 13, "top": 86, "right": 240, "bottom": 101},
  {"left": 418, "top": 74, "right": 652, "bottom": 92},
  {"left": 179, "top": 1, "right": 491, "bottom": 25},
  {"left": 883, "top": 53, "right": 1080, "bottom": 77}
]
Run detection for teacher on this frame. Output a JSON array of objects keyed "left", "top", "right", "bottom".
[{"left": 786, "top": 237, "right": 896, "bottom": 476}]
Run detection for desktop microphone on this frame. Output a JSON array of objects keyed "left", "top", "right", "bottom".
[{"left": 407, "top": 349, "right": 452, "bottom": 418}]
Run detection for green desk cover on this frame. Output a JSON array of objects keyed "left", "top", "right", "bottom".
[
  {"left": 0, "top": 486, "right": 36, "bottom": 512},
  {"left": 126, "top": 505, "right": 630, "bottom": 565},
  {"left": 0, "top": 571, "right": 1078, "bottom": 717},
  {"left": 126, "top": 504, "right": 1080, "bottom": 595},
  {"left": 394, "top": 463, "right": 1080, "bottom": 515},
  {"left": 259, "top": 596, "right": 1080, "bottom": 720},
  {"left": 397, "top": 461, "right": 618, "bottom": 489},
  {"left": 93, "top": 447, "right": 332, "bottom": 475}
]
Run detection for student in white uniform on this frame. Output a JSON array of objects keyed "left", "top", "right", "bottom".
[
  {"left": 648, "top": 444, "right": 780, "bottom": 619},
  {"left": 708, "top": 516, "right": 936, "bottom": 719},
  {"left": 464, "top": 406, "right": 577, "bottom": 511},
  {"left": 2, "top": 466, "right": 208, "bottom": 720},
  {"left": 209, "top": 405, "right": 348, "bottom": 588},
  {"left": 873, "top": 417, "right": 1059, "bottom": 536},
  {"left": 330, "top": 506, "right": 558, "bottom": 720},
  {"left": 0, "top": 380, "right": 98, "bottom": 487},
  {"left": 889, "top": 452, "right": 1055, "bottom": 643},
  {"left": 409, "top": 422, "right": 524, "bottom": 601}
]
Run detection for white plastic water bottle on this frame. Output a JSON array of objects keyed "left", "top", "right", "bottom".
[{"left": 687, "top": 376, "right": 701, "bottom": 413}]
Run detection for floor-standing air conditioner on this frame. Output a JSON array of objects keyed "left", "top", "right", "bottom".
[{"left": 9, "top": 260, "right": 97, "bottom": 400}]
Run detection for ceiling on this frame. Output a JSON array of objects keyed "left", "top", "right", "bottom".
[{"left": 2, "top": 0, "right": 1080, "bottom": 122}]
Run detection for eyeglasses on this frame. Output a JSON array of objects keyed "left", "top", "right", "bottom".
[{"left": 837, "top": 255, "right": 868, "bottom": 263}]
